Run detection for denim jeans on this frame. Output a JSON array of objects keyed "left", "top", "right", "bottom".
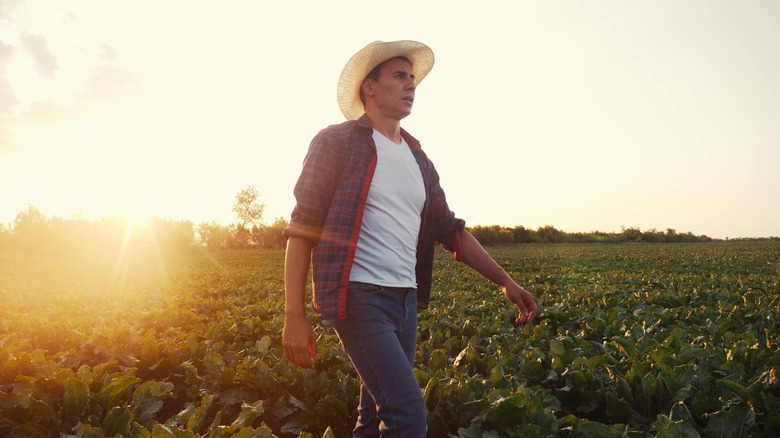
[{"left": 331, "top": 282, "right": 427, "bottom": 438}]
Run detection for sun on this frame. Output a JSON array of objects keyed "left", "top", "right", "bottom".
[
  {"left": 114, "top": 211, "right": 154, "bottom": 249},
  {"left": 121, "top": 213, "right": 153, "bottom": 234}
]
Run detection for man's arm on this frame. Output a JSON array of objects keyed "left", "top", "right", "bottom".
[
  {"left": 459, "top": 230, "right": 538, "bottom": 324},
  {"left": 282, "top": 236, "right": 318, "bottom": 368}
]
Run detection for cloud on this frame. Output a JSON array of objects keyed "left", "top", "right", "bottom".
[
  {"left": 19, "top": 32, "right": 57, "bottom": 79},
  {"left": 20, "top": 100, "right": 72, "bottom": 125},
  {"left": 0, "top": 37, "right": 19, "bottom": 154},
  {"left": 12, "top": 64, "right": 145, "bottom": 132},
  {"left": 98, "top": 44, "right": 117, "bottom": 62},
  {"left": 0, "top": 126, "right": 20, "bottom": 154},
  {"left": 76, "top": 64, "right": 144, "bottom": 108},
  {"left": 0, "top": 131, "right": 19, "bottom": 154},
  {"left": 0, "top": 0, "right": 23, "bottom": 24},
  {"left": 0, "top": 77, "right": 17, "bottom": 114},
  {"left": 0, "top": 37, "right": 16, "bottom": 73},
  {"left": 58, "top": 5, "right": 76, "bottom": 25}
]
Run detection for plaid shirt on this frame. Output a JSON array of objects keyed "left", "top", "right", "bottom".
[{"left": 284, "top": 114, "right": 465, "bottom": 321}]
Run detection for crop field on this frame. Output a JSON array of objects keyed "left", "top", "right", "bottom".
[{"left": 1, "top": 242, "right": 779, "bottom": 437}]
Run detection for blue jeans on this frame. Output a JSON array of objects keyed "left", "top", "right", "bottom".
[{"left": 331, "top": 282, "right": 427, "bottom": 438}]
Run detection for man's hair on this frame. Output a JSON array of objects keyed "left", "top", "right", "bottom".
[{"left": 359, "top": 56, "right": 412, "bottom": 108}]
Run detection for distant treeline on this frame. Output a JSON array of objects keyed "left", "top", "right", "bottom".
[
  {"left": 467, "top": 224, "right": 719, "bottom": 245},
  {"left": 0, "top": 204, "right": 288, "bottom": 254},
  {"left": 470, "top": 225, "right": 779, "bottom": 244},
  {"left": 2, "top": 205, "right": 777, "bottom": 255}
]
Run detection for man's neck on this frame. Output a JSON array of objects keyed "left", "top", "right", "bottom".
[{"left": 366, "top": 113, "right": 402, "bottom": 144}]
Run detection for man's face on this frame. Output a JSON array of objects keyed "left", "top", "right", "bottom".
[{"left": 363, "top": 57, "right": 416, "bottom": 120}]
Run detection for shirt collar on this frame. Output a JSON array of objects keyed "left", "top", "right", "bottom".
[{"left": 356, "top": 114, "right": 422, "bottom": 150}]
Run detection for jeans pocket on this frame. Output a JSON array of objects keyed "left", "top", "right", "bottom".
[
  {"left": 346, "top": 282, "right": 386, "bottom": 322},
  {"left": 348, "top": 281, "right": 383, "bottom": 295}
]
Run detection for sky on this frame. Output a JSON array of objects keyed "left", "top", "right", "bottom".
[{"left": 1, "top": 0, "right": 778, "bottom": 239}]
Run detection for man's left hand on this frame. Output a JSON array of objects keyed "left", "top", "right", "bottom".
[{"left": 503, "top": 282, "right": 538, "bottom": 325}]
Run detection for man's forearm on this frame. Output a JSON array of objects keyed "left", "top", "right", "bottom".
[
  {"left": 285, "top": 236, "right": 313, "bottom": 317},
  {"left": 459, "top": 230, "right": 514, "bottom": 287}
]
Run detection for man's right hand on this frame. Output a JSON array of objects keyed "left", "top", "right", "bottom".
[{"left": 282, "top": 314, "right": 318, "bottom": 369}]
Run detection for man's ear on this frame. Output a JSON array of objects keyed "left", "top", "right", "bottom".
[{"left": 361, "top": 78, "right": 374, "bottom": 98}]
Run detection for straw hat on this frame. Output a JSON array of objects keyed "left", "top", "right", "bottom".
[{"left": 337, "top": 40, "right": 435, "bottom": 120}]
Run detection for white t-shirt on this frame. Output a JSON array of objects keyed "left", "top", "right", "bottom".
[{"left": 349, "top": 130, "right": 426, "bottom": 287}]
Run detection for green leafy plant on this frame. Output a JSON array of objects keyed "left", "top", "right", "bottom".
[{"left": 1, "top": 242, "right": 778, "bottom": 437}]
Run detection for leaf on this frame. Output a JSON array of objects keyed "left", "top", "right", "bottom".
[
  {"left": 675, "top": 347, "right": 705, "bottom": 365},
  {"left": 641, "top": 375, "right": 658, "bottom": 408},
  {"left": 717, "top": 378, "right": 754, "bottom": 405},
  {"left": 131, "top": 422, "right": 152, "bottom": 438},
  {"left": 613, "top": 337, "right": 636, "bottom": 358},
  {"left": 233, "top": 426, "right": 275, "bottom": 438},
  {"left": 453, "top": 346, "right": 470, "bottom": 368},
  {"left": 230, "top": 400, "right": 264, "bottom": 429},
  {"left": 651, "top": 346, "right": 674, "bottom": 365},
  {"left": 255, "top": 335, "right": 271, "bottom": 355},
  {"left": 606, "top": 391, "right": 632, "bottom": 423},
  {"left": 188, "top": 394, "right": 215, "bottom": 433},
  {"left": 280, "top": 417, "right": 306, "bottom": 436},
  {"left": 204, "top": 411, "right": 222, "bottom": 438},
  {"left": 140, "top": 329, "right": 160, "bottom": 366},
  {"left": 456, "top": 424, "right": 484, "bottom": 438},
  {"left": 132, "top": 381, "right": 174, "bottom": 425},
  {"left": 423, "top": 377, "right": 439, "bottom": 411},
  {"left": 484, "top": 394, "right": 523, "bottom": 427},
  {"left": 429, "top": 349, "right": 447, "bottom": 372},
  {"left": 559, "top": 414, "right": 630, "bottom": 437},
  {"left": 97, "top": 374, "right": 141, "bottom": 409},
  {"left": 103, "top": 406, "right": 133, "bottom": 437},
  {"left": 714, "top": 320, "right": 734, "bottom": 340},
  {"left": 568, "top": 370, "right": 588, "bottom": 390},
  {"left": 669, "top": 400, "right": 695, "bottom": 425},
  {"left": 151, "top": 423, "right": 193, "bottom": 437},
  {"left": 656, "top": 419, "right": 700, "bottom": 438},
  {"left": 75, "top": 422, "right": 108, "bottom": 438},
  {"left": 691, "top": 391, "right": 721, "bottom": 416},
  {"left": 704, "top": 411, "right": 739, "bottom": 438},
  {"left": 413, "top": 367, "right": 430, "bottom": 388},
  {"left": 615, "top": 376, "right": 633, "bottom": 403},
  {"left": 5, "top": 422, "right": 55, "bottom": 438},
  {"left": 217, "top": 387, "right": 260, "bottom": 410},
  {"left": 133, "top": 398, "right": 164, "bottom": 427},
  {"left": 63, "top": 377, "right": 90, "bottom": 420},
  {"left": 549, "top": 338, "right": 566, "bottom": 356}
]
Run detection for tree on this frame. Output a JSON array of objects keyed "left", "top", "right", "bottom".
[
  {"left": 0, "top": 222, "right": 11, "bottom": 250},
  {"left": 149, "top": 217, "right": 196, "bottom": 250},
  {"left": 537, "top": 225, "right": 564, "bottom": 243},
  {"left": 512, "top": 226, "right": 533, "bottom": 244},
  {"left": 233, "top": 186, "right": 265, "bottom": 229},
  {"left": 197, "top": 220, "right": 231, "bottom": 250},
  {"left": 621, "top": 226, "right": 643, "bottom": 243},
  {"left": 13, "top": 204, "right": 49, "bottom": 250},
  {"left": 232, "top": 186, "right": 266, "bottom": 248},
  {"left": 262, "top": 216, "right": 289, "bottom": 249},
  {"left": 469, "top": 225, "right": 498, "bottom": 246},
  {"left": 498, "top": 228, "right": 515, "bottom": 245}
]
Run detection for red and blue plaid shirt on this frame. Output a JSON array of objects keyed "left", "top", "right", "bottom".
[{"left": 284, "top": 114, "right": 465, "bottom": 321}]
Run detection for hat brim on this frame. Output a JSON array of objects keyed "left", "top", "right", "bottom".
[{"left": 337, "top": 40, "right": 434, "bottom": 120}]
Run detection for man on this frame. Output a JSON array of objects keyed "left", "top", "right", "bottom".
[{"left": 282, "top": 40, "right": 537, "bottom": 437}]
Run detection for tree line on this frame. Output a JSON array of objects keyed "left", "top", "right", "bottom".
[
  {"left": 0, "top": 186, "right": 287, "bottom": 254},
  {"left": 4, "top": 185, "right": 774, "bottom": 255},
  {"left": 467, "top": 224, "right": 716, "bottom": 245}
]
